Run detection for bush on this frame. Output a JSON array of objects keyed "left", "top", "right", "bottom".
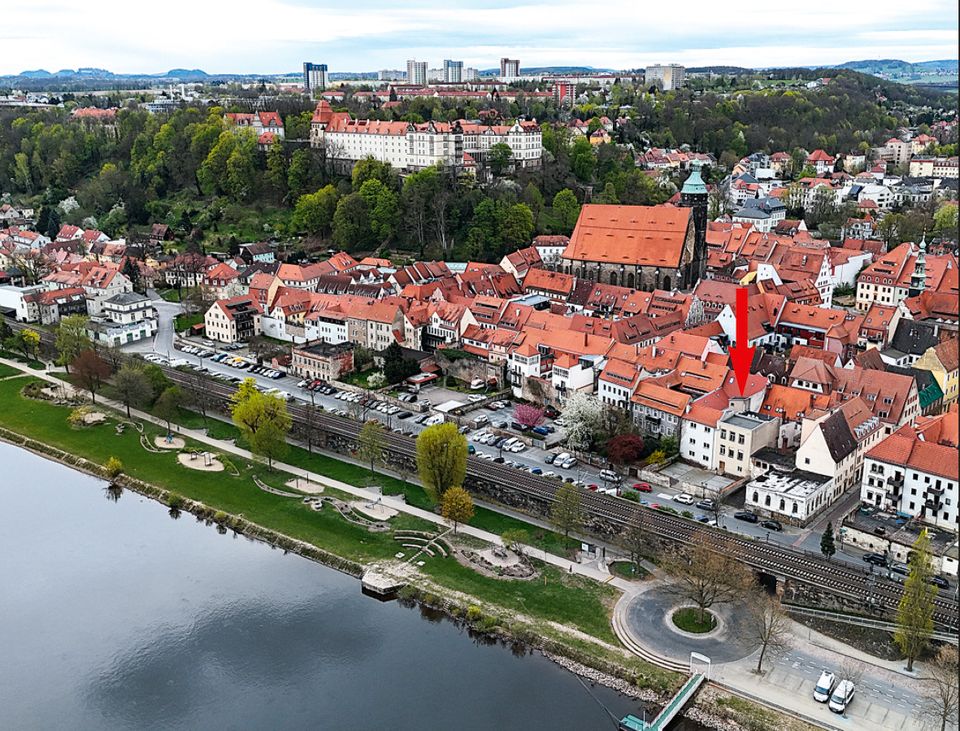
[
  {"left": 681, "top": 510, "right": 694, "bottom": 518},
  {"left": 104, "top": 456, "right": 123, "bottom": 478},
  {"left": 647, "top": 449, "right": 667, "bottom": 465},
  {"left": 465, "top": 605, "right": 484, "bottom": 623},
  {"left": 68, "top": 406, "right": 92, "bottom": 427},
  {"left": 166, "top": 493, "right": 184, "bottom": 509},
  {"left": 213, "top": 510, "right": 228, "bottom": 524},
  {"left": 621, "top": 490, "right": 639, "bottom": 502}
]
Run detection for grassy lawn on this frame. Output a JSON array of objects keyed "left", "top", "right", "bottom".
[
  {"left": 0, "top": 362, "right": 23, "bottom": 378},
  {"left": 671, "top": 607, "right": 716, "bottom": 633},
  {"left": 0, "top": 350, "right": 46, "bottom": 370},
  {"left": 0, "top": 374, "right": 620, "bottom": 649},
  {"left": 335, "top": 369, "right": 381, "bottom": 388},
  {"left": 609, "top": 561, "right": 648, "bottom": 581},
  {"left": 159, "top": 289, "right": 182, "bottom": 303},
  {"left": 423, "top": 558, "right": 619, "bottom": 643},
  {"left": 174, "top": 313, "right": 204, "bottom": 332}
]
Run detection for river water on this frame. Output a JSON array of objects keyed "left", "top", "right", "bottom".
[{"left": 0, "top": 442, "right": 694, "bottom": 730}]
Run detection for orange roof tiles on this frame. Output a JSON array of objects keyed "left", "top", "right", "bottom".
[{"left": 562, "top": 204, "right": 692, "bottom": 268}]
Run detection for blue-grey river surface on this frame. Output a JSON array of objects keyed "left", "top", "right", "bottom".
[{"left": 0, "top": 442, "right": 689, "bottom": 730}]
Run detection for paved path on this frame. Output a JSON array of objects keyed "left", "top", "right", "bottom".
[
  {"left": 3, "top": 359, "right": 942, "bottom": 731},
  {"left": 0, "top": 358, "right": 632, "bottom": 593}
]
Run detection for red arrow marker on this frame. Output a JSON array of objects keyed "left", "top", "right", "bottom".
[{"left": 728, "top": 287, "right": 756, "bottom": 396}]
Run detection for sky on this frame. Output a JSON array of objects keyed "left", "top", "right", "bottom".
[{"left": 2, "top": 0, "right": 958, "bottom": 76}]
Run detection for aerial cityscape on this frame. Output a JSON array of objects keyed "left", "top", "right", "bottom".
[{"left": 0, "top": 2, "right": 958, "bottom": 730}]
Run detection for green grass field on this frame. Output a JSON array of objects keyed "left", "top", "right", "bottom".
[{"left": 0, "top": 374, "right": 619, "bottom": 644}]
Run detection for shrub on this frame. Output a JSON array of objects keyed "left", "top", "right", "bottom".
[
  {"left": 166, "top": 493, "right": 184, "bottom": 509},
  {"left": 647, "top": 449, "right": 667, "bottom": 465},
  {"left": 68, "top": 406, "right": 92, "bottom": 427},
  {"left": 681, "top": 510, "right": 694, "bottom": 518},
  {"left": 104, "top": 456, "right": 123, "bottom": 478},
  {"left": 621, "top": 490, "right": 639, "bottom": 502},
  {"left": 465, "top": 605, "right": 484, "bottom": 623},
  {"left": 213, "top": 510, "right": 228, "bottom": 524}
]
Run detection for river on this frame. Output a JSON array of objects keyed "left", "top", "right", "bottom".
[{"left": 0, "top": 442, "right": 696, "bottom": 730}]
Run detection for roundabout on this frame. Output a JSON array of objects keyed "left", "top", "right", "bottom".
[{"left": 617, "top": 582, "right": 757, "bottom": 665}]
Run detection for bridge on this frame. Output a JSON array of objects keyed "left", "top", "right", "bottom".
[{"left": 619, "top": 673, "right": 705, "bottom": 731}]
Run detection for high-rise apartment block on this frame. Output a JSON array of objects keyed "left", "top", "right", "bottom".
[
  {"left": 406, "top": 59, "right": 427, "bottom": 85},
  {"left": 500, "top": 58, "right": 520, "bottom": 80},
  {"left": 645, "top": 64, "right": 686, "bottom": 91},
  {"left": 303, "top": 62, "right": 329, "bottom": 94},
  {"left": 443, "top": 59, "right": 463, "bottom": 83}
]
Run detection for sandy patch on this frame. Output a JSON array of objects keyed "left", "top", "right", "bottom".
[
  {"left": 154, "top": 435, "right": 186, "bottom": 450},
  {"left": 82, "top": 411, "right": 107, "bottom": 425},
  {"left": 351, "top": 499, "right": 399, "bottom": 521},
  {"left": 177, "top": 452, "right": 224, "bottom": 472},
  {"left": 286, "top": 477, "right": 325, "bottom": 494}
]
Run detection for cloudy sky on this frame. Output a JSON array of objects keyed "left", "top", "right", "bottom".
[{"left": 2, "top": 0, "right": 957, "bottom": 75}]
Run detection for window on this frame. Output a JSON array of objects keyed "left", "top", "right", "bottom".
[
  {"left": 804, "top": 457, "right": 810, "bottom": 465},
  {"left": 738, "top": 434, "right": 745, "bottom": 445}
]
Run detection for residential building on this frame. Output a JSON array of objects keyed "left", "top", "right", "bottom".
[
  {"left": 860, "top": 406, "right": 958, "bottom": 530},
  {"left": 406, "top": 60, "right": 427, "bottom": 86},
  {"left": 714, "top": 412, "right": 778, "bottom": 478},
  {"left": 500, "top": 58, "right": 520, "bottom": 81},
  {"left": 913, "top": 338, "right": 959, "bottom": 408},
  {"left": 443, "top": 60, "right": 463, "bottom": 83},
  {"left": 645, "top": 64, "right": 685, "bottom": 91},
  {"left": 303, "top": 62, "right": 329, "bottom": 93},
  {"left": 87, "top": 292, "right": 157, "bottom": 346},
  {"left": 204, "top": 296, "right": 262, "bottom": 343},
  {"left": 290, "top": 341, "right": 355, "bottom": 382},
  {"left": 744, "top": 465, "right": 835, "bottom": 526}
]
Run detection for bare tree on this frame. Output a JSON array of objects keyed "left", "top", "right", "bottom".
[
  {"left": 621, "top": 508, "right": 655, "bottom": 567},
  {"left": 663, "top": 534, "right": 754, "bottom": 625},
  {"left": 743, "top": 591, "right": 792, "bottom": 674},
  {"left": 838, "top": 657, "right": 865, "bottom": 689},
  {"left": 919, "top": 645, "right": 959, "bottom": 731}
]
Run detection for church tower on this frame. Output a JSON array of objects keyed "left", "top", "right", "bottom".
[
  {"left": 909, "top": 236, "right": 927, "bottom": 297},
  {"left": 680, "top": 161, "right": 708, "bottom": 286}
]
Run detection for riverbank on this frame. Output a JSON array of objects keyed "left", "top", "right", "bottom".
[{"left": 0, "top": 368, "right": 820, "bottom": 731}]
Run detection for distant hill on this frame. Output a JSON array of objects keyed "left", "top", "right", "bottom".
[
  {"left": 479, "top": 66, "right": 616, "bottom": 75},
  {"left": 687, "top": 66, "right": 752, "bottom": 74},
  {"left": 836, "top": 58, "right": 957, "bottom": 74}
]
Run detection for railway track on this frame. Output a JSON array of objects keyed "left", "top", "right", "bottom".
[{"left": 8, "top": 319, "right": 957, "bottom": 629}]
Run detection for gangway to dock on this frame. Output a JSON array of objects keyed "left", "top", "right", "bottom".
[{"left": 618, "top": 672, "right": 705, "bottom": 731}]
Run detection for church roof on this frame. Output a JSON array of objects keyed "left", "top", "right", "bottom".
[{"left": 562, "top": 204, "right": 692, "bottom": 268}]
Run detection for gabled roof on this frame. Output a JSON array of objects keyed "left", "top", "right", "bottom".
[{"left": 562, "top": 204, "right": 692, "bottom": 268}]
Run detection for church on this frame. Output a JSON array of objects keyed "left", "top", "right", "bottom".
[{"left": 559, "top": 165, "right": 708, "bottom": 291}]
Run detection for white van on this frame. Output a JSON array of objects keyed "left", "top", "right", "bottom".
[{"left": 828, "top": 680, "right": 855, "bottom": 713}]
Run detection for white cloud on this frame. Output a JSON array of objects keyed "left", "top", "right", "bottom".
[{"left": 0, "top": 0, "right": 956, "bottom": 74}]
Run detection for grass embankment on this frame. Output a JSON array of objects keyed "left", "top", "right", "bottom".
[
  {"left": 170, "top": 406, "right": 573, "bottom": 558},
  {"left": 0, "top": 375, "right": 623, "bottom": 655},
  {"left": 0, "top": 362, "right": 24, "bottom": 378}
]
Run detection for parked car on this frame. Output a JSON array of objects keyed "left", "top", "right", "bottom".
[
  {"left": 928, "top": 575, "right": 951, "bottom": 589},
  {"left": 492, "top": 456, "right": 505, "bottom": 464},
  {"left": 734, "top": 510, "right": 759, "bottom": 524},
  {"left": 531, "top": 468, "right": 543, "bottom": 475},
  {"left": 862, "top": 553, "right": 888, "bottom": 567},
  {"left": 828, "top": 680, "right": 855, "bottom": 714},
  {"left": 673, "top": 493, "right": 695, "bottom": 505},
  {"left": 396, "top": 411, "right": 413, "bottom": 420},
  {"left": 467, "top": 444, "right": 475, "bottom": 455},
  {"left": 812, "top": 670, "right": 836, "bottom": 703},
  {"left": 634, "top": 482, "right": 653, "bottom": 493},
  {"left": 560, "top": 457, "right": 577, "bottom": 469},
  {"left": 761, "top": 519, "right": 783, "bottom": 532},
  {"left": 544, "top": 453, "right": 556, "bottom": 465},
  {"left": 600, "top": 469, "right": 622, "bottom": 483},
  {"left": 889, "top": 562, "right": 910, "bottom": 577},
  {"left": 531, "top": 426, "right": 550, "bottom": 436},
  {"left": 695, "top": 498, "right": 715, "bottom": 510}
]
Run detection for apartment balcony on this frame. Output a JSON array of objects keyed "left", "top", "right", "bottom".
[{"left": 887, "top": 475, "right": 904, "bottom": 488}]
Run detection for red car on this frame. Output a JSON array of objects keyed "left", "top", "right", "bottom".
[
  {"left": 587, "top": 484, "right": 599, "bottom": 491},
  {"left": 633, "top": 482, "right": 653, "bottom": 493},
  {"left": 649, "top": 503, "right": 661, "bottom": 510}
]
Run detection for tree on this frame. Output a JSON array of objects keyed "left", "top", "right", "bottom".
[
  {"left": 5, "top": 328, "right": 41, "bottom": 361},
  {"left": 153, "top": 385, "right": 183, "bottom": 434},
  {"left": 501, "top": 203, "right": 534, "bottom": 249},
  {"left": 441, "top": 486, "right": 474, "bottom": 533},
  {"left": 919, "top": 645, "right": 959, "bottom": 731},
  {"left": 553, "top": 189, "right": 581, "bottom": 233},
  {"left": 820, "top": 521, "right": 837, "bottom": 560},
  {"left": 744, "top": 591, "right": 792, "bottom": 674},
  {"left": 501, "top": 528, "right": 530, "bottom": 555},
  {"left": 72, "top": 349, "right": 111, "bottom": 403},
  {"left": 292, "top": 185, "right": 338, "bottom": 236},
  {"left": 551, "top": 482, "right": 583, "bottom": 544},
  {"left": 607, "top": 433, "right": 645, "bottom": 468},
  {"left": 895, "top": 529, "right": 938, "bottom": 672},
  {"left": 401, "top": 167, "right": 437, "bottom": 255},
  {"left": 383, "top": 341, "right": 418, "bottom": 384},
  {"left": 933, "top": 202, "right": 958, "bottom": 237},
  {"left": 522, "top": 182, "right": 544, "bottom": 230},
  {"left": 359, "top": 178, "right": 399, "bottom": 244},
  {"left": 113, "top": 362, "right": 153, "bottom": 418},
  {"left": 332, "top": 192, "right": 374, "bottom": 251},
  {"left": 488, "top": 142, "right": 513, "bottom": 176},
  {"left": 230, "top": 378, "right": 292, "bottom": 468},
  {"left": 357, "top": 420, "right": 385, "bottom": 479},
  {"left": 570, "top": 137, "right": 596, "bottom": 182},
  {"left": 663, "top": 534, "right": 754, "bottom": 625},
  {"left": 513, "top": 403, "right": 545, "bottom": 430},
  {"left": 561, "top": 391, "right": 603, "bottom": 452},
  {"left": 352, "top": 157, "right": 398, "bottom": 192},
  {"left": 415, "top": 422, "right": 468, "bottom": 504},
  {"left": 265, "top": 138, "right": 288, "bottom": 198},
  {"left": 622, "top": 509, "right": 653, "bottom": 566}
]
